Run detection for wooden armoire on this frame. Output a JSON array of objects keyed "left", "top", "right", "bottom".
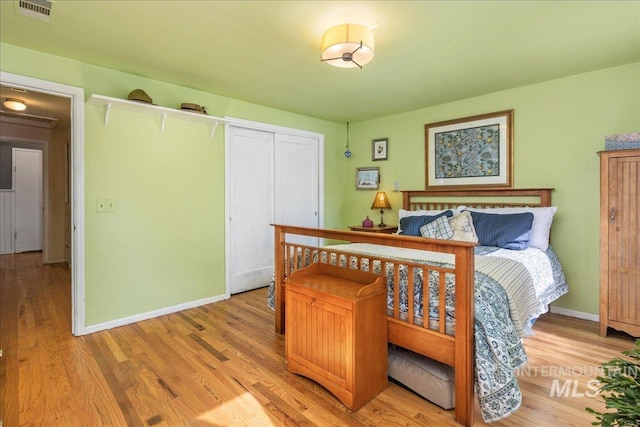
[{"left": 599, "top": 148, "right": 640, "bottom": 337}]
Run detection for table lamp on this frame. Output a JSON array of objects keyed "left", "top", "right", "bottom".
[{"left": 371, "top": 191, "right": 391, "bottom": 227}]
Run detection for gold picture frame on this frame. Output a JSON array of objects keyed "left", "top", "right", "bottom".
[{"left": 425, "top": 109, "right": 514, "bottom": 189}]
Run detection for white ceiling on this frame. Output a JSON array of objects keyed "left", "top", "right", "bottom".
[{"left": 1, "top": 1, "right": 638, "bottom": 124}]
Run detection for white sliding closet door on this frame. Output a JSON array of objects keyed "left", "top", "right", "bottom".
[
  {"left": 228, "top": 127, "right": 275, "bottom": 295},
  {"left": 274, "top": 133, "right": 319, "bottom": 246},
  {"left": 226, "top": 121, "right": 322, "bottom": 295}
]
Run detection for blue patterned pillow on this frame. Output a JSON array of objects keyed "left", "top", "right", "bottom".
[
  {"left": 468, "top": 210, "right": 534, "bottom": 250},
  {"left": 399, "top": 210, "right": 453, "bottom": 236},
  {"left": 420, "top": 215, "right": 453, "bottom": 240}
]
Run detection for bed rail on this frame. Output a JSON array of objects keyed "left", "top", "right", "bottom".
[{"left": 403, "top": 188, "right": 553, "bottom": 211}]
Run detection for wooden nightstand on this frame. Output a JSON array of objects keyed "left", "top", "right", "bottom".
[{"left": 348, "top": 225, "right": 398, "bottom": 234}]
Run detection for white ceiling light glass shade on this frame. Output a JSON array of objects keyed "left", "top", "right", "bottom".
[
  {"left": 321, "top": 24, "right": 374, "bottom": 69},
  {"left": 3, "top": 98, "right": 27, "bottom": 111}
]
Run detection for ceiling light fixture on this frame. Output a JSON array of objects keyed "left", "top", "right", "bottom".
[
  {"left": 3, "top": 98, "right": 27, "bottom": 111},
  {"left": 321, "top": 24, "right": 374, "bottom": 69}
]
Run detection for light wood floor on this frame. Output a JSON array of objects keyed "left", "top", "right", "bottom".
[{"left": 1, "top": 252, "right": 636, "bottom": 426}]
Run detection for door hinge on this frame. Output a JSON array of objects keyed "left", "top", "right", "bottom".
[{"left": 13, "top": 231, "right": 17, "bottom": 240}]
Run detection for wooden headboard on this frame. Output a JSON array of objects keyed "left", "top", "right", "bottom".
[{"left": 402, "top": 188, "right": 553, "bottom": 211}]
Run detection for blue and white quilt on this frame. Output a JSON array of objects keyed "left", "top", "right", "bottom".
[{"left": 267, "top": 244, "right": 568, "bottom": 422}]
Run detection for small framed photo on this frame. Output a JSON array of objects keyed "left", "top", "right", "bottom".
[
  {"left": 356, "top": 167, "right": 379, "bottom": 190},
  {"left": 372, "top": 138, "right": 388, "bottom": 161}
]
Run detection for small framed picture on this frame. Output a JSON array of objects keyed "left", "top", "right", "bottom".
[
  {"left": 372, "top": 138, "right": 388, "bottom": 161},
  {"left": 356, "top": 167, "right": 379, "bottom": 190}
]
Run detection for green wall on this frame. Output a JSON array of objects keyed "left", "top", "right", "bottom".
[
  {"left": 2, "top": 41, "right": 638, "bottom": 324},
  {"left": 343, "top": 62, "right": 640, "bottom": 316},
  {"left": 1, "top": 43, "right": 346, "bottom": 326}
]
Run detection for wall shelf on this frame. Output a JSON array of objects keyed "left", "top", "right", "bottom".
[{"left": 86, "top": 94, "right": 228, "bottom": 138}]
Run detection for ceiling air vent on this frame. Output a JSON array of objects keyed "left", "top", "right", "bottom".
[
  {"left": 0, "top": 110, "right": 59, "bottom": 129},
  {"left": 15, "top": 0, "right": 56, "bottom": 23}
]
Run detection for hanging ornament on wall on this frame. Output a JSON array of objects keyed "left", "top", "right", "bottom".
[{"left": 344, "top": 122, "right": 352, "bottom": 158}]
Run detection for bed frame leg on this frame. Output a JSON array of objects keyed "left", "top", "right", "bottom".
[
  {"left": 274, "top": 225, "right": 285, "bottom": 334},
  {"left": 454, "top": 247, "right": 475, "bottom": 426}
]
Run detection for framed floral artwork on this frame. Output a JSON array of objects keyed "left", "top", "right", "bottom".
[{"left": 425, "top": 109, "right": 513, "bottom": 189}]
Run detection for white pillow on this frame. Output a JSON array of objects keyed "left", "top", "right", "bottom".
[{"left": 465, "top": 206, "right": 557, "bottom": 251}]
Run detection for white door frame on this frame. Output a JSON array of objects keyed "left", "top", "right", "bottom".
[
  {"left": 224, "top": 116, "right": 324, "bottom": 299},
  {"left": 0, "top": 71, "right": 86, "bottom": 336}
]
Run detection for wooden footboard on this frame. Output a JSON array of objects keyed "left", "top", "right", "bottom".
[
  {"left": 273, "top": 225, "right": 475, "bottom": 426},
  {"left": 273, "top": 188, "right": 553, "bottom": 425}
]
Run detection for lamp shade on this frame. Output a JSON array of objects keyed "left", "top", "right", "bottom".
[
  {"left": 371, "top": 192, "right": 391, "bottom": 210},
  {"left": 3, "top": 98, "right": 27, "bottom": 111},
  {"left": 321, "top": 24, "right": 374, "bottom": 68}
]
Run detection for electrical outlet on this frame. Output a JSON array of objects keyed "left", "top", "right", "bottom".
[
  {"left": 96, "top": 199, "right": 107, "bottom": 212},
  {"left": 106, "top": 199, "right": 116, "bottom": 212}
]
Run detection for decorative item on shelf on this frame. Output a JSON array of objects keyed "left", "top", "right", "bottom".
[
  {"left": 180, "top": 103, "right": 208, "bottom": 115},
  {"left": 127, "top": 89, "right": 153, "bottom": 104},
  {"left": 371, "top": 191, "right": 391, "bottom": 227},
  {"left": 344, "top": 121, "right": 352, "bottom": 158},
  {"left": 372, "top": 137, "right": 388, "bottom": 161},
  {"left": 3, "top": 98, "right": 27, "bottom": 111},
  {"left": 605, "top": 132, "right": 640, "bottom": 150},
  {"left": 361, "top": 215, "right": 373, "bottom": 227},
  {"left": 321, "top": 23, "right": 374, "bottom": 69}
]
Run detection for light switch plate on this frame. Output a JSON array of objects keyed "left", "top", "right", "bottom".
[
  {"left": 106, "top": 199, "right": 116, "bottom": 212},
  {"left": 96, "top": 199, "right": 106, "bottom": 212}
]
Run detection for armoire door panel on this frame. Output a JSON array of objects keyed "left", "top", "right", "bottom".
[
  {"left": 608, "top": 156, "right": 640, "bottom": 325},
  {"left": 600, "top": 149, "right": 640, "bottom": 337}
]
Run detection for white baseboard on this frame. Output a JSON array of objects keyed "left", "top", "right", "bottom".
[
  {"left": 82, "top": 293, "right": 228, "bottom": 335},
  {"left": 549, "top": 305, "right": 599, "bottom": 322}
]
